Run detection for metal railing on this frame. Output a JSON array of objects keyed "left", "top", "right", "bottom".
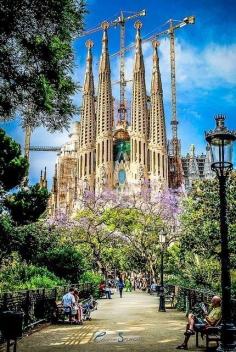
[
  {"left": 0, "top": 282, "right": 94, "bottom": 344},
  {"left": 169, "top": 285, "right": 236, "bottom": 323}
]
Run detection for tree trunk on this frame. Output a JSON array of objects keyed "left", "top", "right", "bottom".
[{"left": 92, "top": 246, "right": 105, "bottom": 274}]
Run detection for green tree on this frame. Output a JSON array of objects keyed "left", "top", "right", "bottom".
[
  {"left": 180, "top": 175, "right": 236, "bottom": 264},
  {"left": 0, "top": 213, "right": 14, "bottom": 262},
  {"left": 0, "top": 0, "right": 86, "bottom": 130},
  {"left": 176, "top": 175, "right": 236, "bottom": 294},
  {"left": 0, "top": 128, "right": 28, "bottom": 191},
  {"left": 5, "top": 184, "right": 50, "bottom": 225},
  {"left": 38, "top": 245, "right": 90, "bottom": 282},
  {"left": 14, "top": 221, "right": 57, "bottom": 262},
  {"left": 0, "top": 253, "right": 64, "bottom": 292}
]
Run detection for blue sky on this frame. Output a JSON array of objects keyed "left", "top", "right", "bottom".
[{"left": 1, "top": 0, "right": 236, "bottom": 188}]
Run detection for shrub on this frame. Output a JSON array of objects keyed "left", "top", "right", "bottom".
[
  {"left": 0, "top": 253, "right": 63, "bottom": 292},
  {"left": 80, "top": 271, "right": 104, "bottom": 297}
]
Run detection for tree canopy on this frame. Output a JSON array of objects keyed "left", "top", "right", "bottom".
[
  {"left": 0, "top": 0, "right": 86, "bottom": 130},
  {"left": 5, "top": 184, "right": 50, "bottom": 225},
  {"left": 0, "top": 128, "right": 28, "bottom": 191},
  {"left": 50, "top": 189, "right": 181, "bottom": 278},
  {"left": 180, "top": 175, "right": 236, "bottom": 266}
]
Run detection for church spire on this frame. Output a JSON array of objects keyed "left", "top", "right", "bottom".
[
  {"left": 39, "top": 167, "right": 47, "bottom": 189},
  {"left": 95, "top": 22, "right": 113, "bottom": 190},
  {"left": 188, "top": 144, "right": 200, "bottom": 188},
  {"left": 43, "top": 166, "right": 47, "bottom": 189},
  {"left": 99, "top": 21, "right": 110, "bottom": 73},
  {"left": 134, "top": 21, "right": 145, "bottom": 72},
  {"left": 39, "top": 170, "right": 43, "bottom": 188},
  {"left": 84, "top": 39, "right": 94, "bottom": 95},
  {"left": 203, "top": 144, "right": 214, "bottom": 179},
  {"left": 130, "top": 21, "right": 148, "bottom": 182},
  {"left": 52, "top": 163, "right": 57, "bottom": 193},
  {"left": 149, "top": 41, "right": 168, "bottom": 183},
  {"left": 78, "top": 40, "right": 96, "bottom": 191}
]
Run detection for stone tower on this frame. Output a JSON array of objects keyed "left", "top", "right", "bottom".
[
  {"left": 39, "top": 167, "right": 47, "bottom": 189},
  {"left": 130, "top": 21, "right": 148, "bottom": 184},
  {"left": 50, "top": 123, "right": 80, "bottom": 215},
  {"left": 203, "top": 144, "right": 214, "bottom": 179},
  {"left": 149, "top": 40, "right": 168, "bottom": 187},
  {"left": 188, "top": 144, "right": 200, "bottom": 189},
  {"left": 78, "top": 40, "right": 96, "bottom": 192},
  {"left": 95, "top": 22, "right": 114, "bottom": 190}
]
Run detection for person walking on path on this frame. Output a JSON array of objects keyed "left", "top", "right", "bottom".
[
  {"left": 125, "top": 278, "right": 132, "bottom": 292},
  {"left": 118, "top": 278, "right": 125, "bottom": 298}
]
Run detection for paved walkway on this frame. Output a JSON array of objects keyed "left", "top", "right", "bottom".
[{"left": 18, "top": 291, "right": 204, "bottom": 352}]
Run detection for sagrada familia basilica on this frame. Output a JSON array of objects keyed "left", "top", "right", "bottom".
[{"left": 48, "top": 21, "right": 214, "bottom": 215}]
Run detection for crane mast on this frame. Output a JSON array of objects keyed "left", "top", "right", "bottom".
[
  {"left": 117, "top": 10, "right": 146, "bottom": 123},
  {"left": 118, "top": 13, "right": 126, "bottom": 122},
  {"left": 167, "top": 17, "right": 195, "bottom": 188},
  {"left": 169, "top": 20, "right": 178, "bottom": 148}
]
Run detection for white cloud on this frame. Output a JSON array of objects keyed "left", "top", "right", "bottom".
[
  {"left": 117, "top": 37, "right": 236, "bottom": 101},
  {"left": 173, "top": 40, "right": 236, "bottom": 90}
]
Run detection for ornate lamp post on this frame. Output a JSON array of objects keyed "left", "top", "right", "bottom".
[
  {"left": 159, "top": 230, "right": 166, "bottom": 312},
  {"left": 206, "top": 115, "right": 236, "bottom": 352}
]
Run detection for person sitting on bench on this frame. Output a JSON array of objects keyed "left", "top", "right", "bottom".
[
  {"left": 104, "top": 282, "right": 112, "bottom": 299},
  {"left": 99, "top": 281, "right": 106, "bottom": 297},
  {"left": 72, "top": 289, "right": 83, "bottom": 324},
  {"left": 62, "top": 287, "right": 76, "bottom": 322},
  {"left": 176, "top": 295, "right": 221, "bottom": 350}
]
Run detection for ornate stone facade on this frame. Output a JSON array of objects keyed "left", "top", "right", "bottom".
[{"left": 49, "top": 22, "right": 169, "bottom": 215}]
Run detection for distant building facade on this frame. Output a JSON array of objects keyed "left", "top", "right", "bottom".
[{"left": 181, "top": 144, "right": 214, "bottom": 190}]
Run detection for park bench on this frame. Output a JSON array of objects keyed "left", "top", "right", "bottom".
[
  {"left": 195, "top": 318, "right": 221, "bottom": 351},
  {"left": 165, "top": 292, "right": 175, "bottom": 308},
  {"left": 82, "top": 296, "right": 98, "bottom": 320},
  {"left": 55, "top": 295, "right": 97, "bottom": 323},
  {"left": 156, "top": 286, "right": 175, "bottom": 308}
]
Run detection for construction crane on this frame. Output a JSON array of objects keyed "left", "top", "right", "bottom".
[
  {"left": 29, "top": 146, "right": 61, "bottom": 152},
  {"left": 80, "top": 9, "right": 146, "bottom": 122},
  {"left": 110, "top": 16, "right": 195, "bottom": 138},
  {"left": 110, "top": 15, "right": 195, "bottom": 188}
]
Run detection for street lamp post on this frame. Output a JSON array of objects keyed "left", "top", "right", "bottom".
[
  {"left": 159, "top": 231, "right": 166, "bottom": 312},
  {"left": 206, "top": 115, "right": 236, "bottom": 352}
]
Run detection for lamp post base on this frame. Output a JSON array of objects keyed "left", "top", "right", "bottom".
[
  {"left": 158, "top": 294, "right": 166, "bottom": 312},
  {"left": 216, "top": 323, "right": 236, "bottom": 352}
]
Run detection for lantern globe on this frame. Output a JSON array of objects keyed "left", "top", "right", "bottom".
[
  {"left": 159, "top": 231, "right": 166, "bottom": 244},
  {"left": 205, "top": 115, "right": 236, "bottom": 176}
]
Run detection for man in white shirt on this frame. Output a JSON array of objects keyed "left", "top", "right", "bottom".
[{"left": 62, "top": 287, "right": 75, "bottom": 321}]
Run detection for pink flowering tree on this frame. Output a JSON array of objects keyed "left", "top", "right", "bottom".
[
  {"left": 48, "top": 189, "right": 125, "bottom": 273},
  {"left": 107, "top": 187, "right": 182, "bottom": 279},
  {"left": 48, "top": 187, "right": 182, "bottom": 276}
]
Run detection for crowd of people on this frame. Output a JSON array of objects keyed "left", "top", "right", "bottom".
[
  {"left": 98, "top": 275, "right": 151, "bottom": 299},
  {"left": 99, "top": 277, "right": 125, "bottom": 298}
]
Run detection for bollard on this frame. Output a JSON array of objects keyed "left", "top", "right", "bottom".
[{"left": 0, "top": 311, "right": 23, "bottom": 352}]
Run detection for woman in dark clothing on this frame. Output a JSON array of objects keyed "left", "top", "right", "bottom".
[{"left": 118, "top": 278, "right": 124, "bottom": 298}]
